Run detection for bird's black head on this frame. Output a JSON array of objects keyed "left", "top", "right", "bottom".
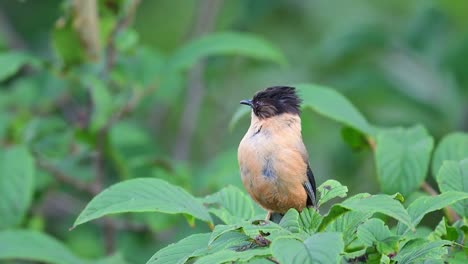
[{"left": 240, "top": 86, "right": 301, "bottom": 119}]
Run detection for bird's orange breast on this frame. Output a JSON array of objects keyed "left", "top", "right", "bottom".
[{"left": 238, "top": 113, "right": 309, "bottom": 213}]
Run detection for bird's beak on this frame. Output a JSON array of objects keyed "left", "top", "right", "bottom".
[{"left": 240, "top": 99, "right": 253, "bottom": 107}]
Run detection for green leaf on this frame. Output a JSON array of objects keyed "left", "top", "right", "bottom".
[
  {"left": 321, "top": 193, "right": 412, "bottom": 231},
  {"left": 375, "top": 125, "right": 434, "bottom": 196},
  {"left": 167, "top": 32, "right": 287, "bottom": 72},
  {"left": 394, "top": 239, "right": 451, "bottom": 264},
  {"left": 326, "top": 211, "right": 373, "bottom": 246},
  {"left": 298, "top": 207, "right": 323, "bottom": 234},
  {"left": 73, "top": 178, "right": 212, "bottom": 228},
  {"left": 296, "top": 83, "right": 374, "bottom": 135},
  {"left": 432, "top": 132, "right": 468, "bottom": 177},
  {"left": 357, "top": 219, "right": 398, "bottom": 254},
  {"left": 0, "top": 51, "right": 38, "bottom": 81},
  {"left": 229, "top": 106, "right": 251, "bottom": 131},
  {"left": 0, "top": 146, "right": 35, "bottom": 229},
  {"left": 147, "top": 233, "right": 210, "bottom": 264},
  {"left": 194, "top": 248, "right": 271, "bottom": 264},
  {"left": 0, "top": 230, "right": 86, "bottom": 264},
  {"left": 209, "top": 224, "right": 242, "bottom": 245},
  {"left": 397, "top": 191, "right": 468, "bottom": 235},
  {"left": 428, "top": 217, "right": 459, "bottom": 242},
  {"left": 279, "top": 209, "right": 301, "bottom": 233},
  {"left": 271, "top": 232, "right": 344, "bottom": 264},
  {"left": 436, "top": 159, "right": 468, "bottom": 217},
  {"left": 317, "top": 179, "right": 348, "bottom": 206},
  {"left": 203, "top": 185, "right": 255, "bottom": 224}
]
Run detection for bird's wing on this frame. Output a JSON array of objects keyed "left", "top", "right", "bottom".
[{"left": 303, "top": 164, "right": 317, "bottom": 208}]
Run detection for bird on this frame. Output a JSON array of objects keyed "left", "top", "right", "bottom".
[{"left": 237, "top": 86, "right": 317, "bottom": 220}]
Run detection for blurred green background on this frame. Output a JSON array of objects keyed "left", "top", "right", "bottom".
[{"left": 1, "top": 0, "right": 467, "bottom": 263}]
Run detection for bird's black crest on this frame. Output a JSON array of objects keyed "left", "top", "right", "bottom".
[{"left": 251, "top": 86, "right": 301, "bottom": 118}]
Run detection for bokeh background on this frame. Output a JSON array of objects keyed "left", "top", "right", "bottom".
[{"left": 1, "top": 0, "right": 467, "bottom": 263}]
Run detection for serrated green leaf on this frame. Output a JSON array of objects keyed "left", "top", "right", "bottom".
[
  {"left": 298, "top": 207, "right": 323, "bottom": 234},
  {"left": 397, "top": 191, "right": 468, "bottom": 235},
  {"left": 147, "top": 233, "right": 210, "bottom": 264},
  {"left": 203, "top": 185, "right": 255, "bottom": 224},
  {"left": 375, "top": 125, "right": 434, "bottom": 196},
  {"left": 279, "top": 208, "right": 300, "bottom": 233},
  {"left": 242, "top": 221, "right": 291, "bottom": 241},
  {"left": 432, "top": 132, "right": 468, "bottom": 177},
  {"left": 167, "top": 32, "right": 286, "bottom": 72},
  {"left": 321, "top": 193, "right": 412, "bottom": 231},
  {"left": 326, "top": 211, "right": 373, "bottom": 246},
  {"left": 209, "top": 224, "right": 242, "bottom": 245},
  {"left": 394, "top": 239, "right": 451, "bottom": 264},
  {"left": 271, "top": 232, "right": 344, "bottom": 264},
  {"left": 357, "top": 219, "right": 398, "bottom": 254},
  {"left": 296, "top": 83, "right": 374, "bottom": 135},
  {"left": 73, "top": 178, "right": 212, "bottom": 228},
  {"left": 0, "top": 146, "right": 35, "bottom": 229},
  {"left": 317, "top": 179, "right": 348, "bottom": 206},
  {"left": 194, "top": 248, "right": 271, "bottom": 264},
  {"left": 436, "top": 159, "right": 468, "bottom": 217}
]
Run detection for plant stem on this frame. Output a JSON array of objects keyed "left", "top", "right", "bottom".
[{"left": 420, "top": 181, "right": 460, "bottom": 223}]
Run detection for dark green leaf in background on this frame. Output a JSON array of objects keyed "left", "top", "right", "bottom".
[
  {"left": 375, "top": 125, "right": 434, "bottom": 196},
  {"left": 0, "top": 146, "right": 35, "bottom": 229},
  {"left": 167, "top": 32, "right": 287, "bottom": 72},
  {"left": 0, "top": 51, "right": 39, "bottom": 81},
  {"left": 0, "top": 230, "right": 126, "bottom": 264}
]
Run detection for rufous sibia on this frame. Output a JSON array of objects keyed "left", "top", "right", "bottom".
[{"left": 238, "top": 86, "right": 317, "bottom": 220}]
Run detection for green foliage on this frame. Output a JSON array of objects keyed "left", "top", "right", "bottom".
[
  {"left": 166, "top": 32, "right": 287, "bottom": 72},
  {"left": 0, "top": 230, "right": 126, "bottom": 264},
  {"left": 73, "top": 178, "right": 212, "bottom": 228},
  {"left": 436, "top": 159, "right": 468, "bottom": 217},
  {"left": 0, "top": 146, "right": 35, "bottom": 229},
  {"left": 2, "top": 1, "right": 468, "bottom": 263},
  {"left": 375, "top": 125, "right": 434, "bottom": 196}
]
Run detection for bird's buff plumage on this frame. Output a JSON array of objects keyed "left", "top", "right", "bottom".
[{"left": 238, "top": 86, "right": 317, "bottom": 218}]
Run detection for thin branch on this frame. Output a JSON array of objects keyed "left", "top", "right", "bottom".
[
  {"left": 0, "top": 7, "right": 27, "bottom": 50},
  {"left": 104, "top": 0, "right": 140, "bottom": 75},
  {"left": 36, "top": 159, "right": 98, "bottom": 195},
  {"left": 72, "top": 0, "right": 101, "bottom": 59},
  {"left": 420, "top": 181, "right": 438, "bottom": 196},
  {"left": 266, "top": 257, "right": 280, "bottom": 264},
  {"left": 172, "top": 0, "right": 224, "bottom": 160}
]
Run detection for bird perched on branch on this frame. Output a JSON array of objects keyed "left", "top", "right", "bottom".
[{"left": 238, "top": 86, "right": 317, "bottom": 220}]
